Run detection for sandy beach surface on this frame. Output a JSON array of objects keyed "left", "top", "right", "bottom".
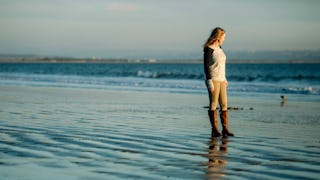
[{"left": 0, "top": 85, "right": 319, "bottom": 179}]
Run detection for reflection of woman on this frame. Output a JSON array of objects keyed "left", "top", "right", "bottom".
[
  {"left": 207, "top": 137, "right": 228, "bottom": 178},
  {"left": 203, "top": 27, "right": 234, "bottom": 137}
]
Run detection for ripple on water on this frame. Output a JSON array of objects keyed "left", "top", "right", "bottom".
[{"left": 1, "top": 100, "right": 320, "bottom": 179}]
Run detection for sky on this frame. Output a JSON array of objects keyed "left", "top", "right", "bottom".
[{"left": 0, "top": 0, "right": 319, "bottom": 59}]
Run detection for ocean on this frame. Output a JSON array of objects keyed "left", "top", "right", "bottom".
[
  {"left": 0, "top": 63, "right": 319, "bottom": 96},
  {"left": 0, "top": 62, "right": 320, "bottom": 179}
]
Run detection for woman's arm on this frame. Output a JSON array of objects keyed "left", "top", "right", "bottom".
[
  {"left": 203, "top": 47, "right": 212, "bottom": 80},
  {"left": 203, "top": 47, "right": 214, "bottom": 91}
]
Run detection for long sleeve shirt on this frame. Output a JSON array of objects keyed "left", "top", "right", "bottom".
[{"left": 203, "top": 46, "right": 227, "bottom": 82}]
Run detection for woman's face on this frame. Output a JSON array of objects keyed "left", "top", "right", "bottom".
[{"left": 219, "top": 33, "right": 226, "bottom": 45}]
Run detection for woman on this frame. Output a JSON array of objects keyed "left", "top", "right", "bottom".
[{"left": 203, "top": 27, "right": 234, "bottom": 137}]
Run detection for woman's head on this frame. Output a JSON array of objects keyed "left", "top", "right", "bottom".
[{"left": 204, "top": 27, "right": 226, "bottom": 47}]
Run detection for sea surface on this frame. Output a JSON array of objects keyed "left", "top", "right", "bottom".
[
  {"left": 0, "top": 62, "right": 320, "bottom": 179},
  {"left": 0, "top": 63, "right": 319, "bottom": 97}
]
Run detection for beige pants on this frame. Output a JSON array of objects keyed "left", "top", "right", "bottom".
[{"left": 208, "top": 81, "right": 228, "bottom": 111}]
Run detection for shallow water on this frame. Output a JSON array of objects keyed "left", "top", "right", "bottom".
[{"left": 0, "top": 86, "right": 319, "bottom": 179}]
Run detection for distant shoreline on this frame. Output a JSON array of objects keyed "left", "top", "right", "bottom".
[{"left": 0, "top": 58, "right": 319, "bottom": 64}]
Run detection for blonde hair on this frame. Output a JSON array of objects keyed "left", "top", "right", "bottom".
[{"left": 204, "top": 27, "right": 225, "bottom": 47}]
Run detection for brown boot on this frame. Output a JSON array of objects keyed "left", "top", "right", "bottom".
[
  {"left": 208, "top": 110, "right": 221, "bottom": 137},
  {"left": 220, "top": 111, "right": 234, "bottom": 137}
]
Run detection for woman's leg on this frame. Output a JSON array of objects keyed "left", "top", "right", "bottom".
[
  {"left": 210, "top": 81, "right": 221, "bottom": 111},
  {"left": 218, "top": 81, "right": 228, "bottom": 111},
  {"left": 208, "top": 81, "right": 222, "bottom": 137},
  {"left": 218, "top": 81, "right": 234, "bottom": 137}
]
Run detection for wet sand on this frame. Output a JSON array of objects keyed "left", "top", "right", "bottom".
[{"left": 0, "top": 85, "right": 319, "bottom": 179}]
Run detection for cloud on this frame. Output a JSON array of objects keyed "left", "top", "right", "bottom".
[{"left": 105, "top": 3, "right": 140, "bottom": 12}]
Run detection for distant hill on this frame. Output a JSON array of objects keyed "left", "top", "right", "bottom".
[
  {"left": 176, "top": 50, "right": 320, "bottom": 61},
  {"left": 226, "top": 50, "right": 320, "bottom": 61},
  {"left": 0, "top": 50, "right": 320, "bottom": 63}
]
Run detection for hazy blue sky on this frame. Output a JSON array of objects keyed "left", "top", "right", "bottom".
[{"left": 0, "top": 0, "right": 319, "bottom": 58}]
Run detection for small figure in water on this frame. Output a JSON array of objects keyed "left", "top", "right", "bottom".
[{"left": 281, "top": 95, "right": 286, "bottom": 107}]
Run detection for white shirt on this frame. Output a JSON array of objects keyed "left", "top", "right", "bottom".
[{"left": 209, "top": 46, "right": 227, "bottom": 82}]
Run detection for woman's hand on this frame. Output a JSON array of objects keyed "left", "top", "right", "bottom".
[
  {"left": 225, "top": 80, "right": 228, "bottom": 88},
  {"left": 206, "top": 79, "right": 214, "bottom": 92},
  {"left": 209, "top": 86, "right": 214, "bottom": 93}
]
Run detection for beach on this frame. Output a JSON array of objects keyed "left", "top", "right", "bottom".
[
  {"left": 1, "top": 0, "right": 320, "bottom": 179},
  {"left": 0, "top": 85, "right": 319, "bottom": 179}
]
